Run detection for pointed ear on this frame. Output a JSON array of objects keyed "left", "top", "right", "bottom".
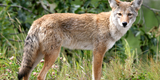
[
  {"left": 108, "top": 0, "right": 120, "bottom": 8},
  {"left": 131, "top": 0, "right": 143, "bottom": 10}
]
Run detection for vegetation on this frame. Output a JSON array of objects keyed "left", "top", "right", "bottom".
[{"left": 0, "top": 0, "right": 160, "bottom": 80}]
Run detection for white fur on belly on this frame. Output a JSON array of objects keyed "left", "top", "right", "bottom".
[{"left": 62, "top": 36, "right": 93, "bottom": 50}]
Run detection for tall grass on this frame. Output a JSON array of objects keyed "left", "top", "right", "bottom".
[
  {"left": 102, "top": 39, "right": 160, "bottom": 80},
  {"left": 0, "top": 32, "right": 160, "bottom": 80}
]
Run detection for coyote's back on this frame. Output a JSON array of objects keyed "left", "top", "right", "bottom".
[{"left": 18, "top": 0, "right": 143, "bottom": 80}]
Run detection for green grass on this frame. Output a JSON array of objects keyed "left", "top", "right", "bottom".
[{"left": 0, "top": 33, "right": 160, "bottom": 80}]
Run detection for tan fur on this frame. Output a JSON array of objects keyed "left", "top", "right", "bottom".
[
  {"left": 18, "top": 0, "right": 143, "bottom": 80},
  {"left": 115, "top": 0, "right": 120, "bottom": 4}
]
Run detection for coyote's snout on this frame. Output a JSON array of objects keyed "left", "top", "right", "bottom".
[{"left": 18, "top": 0, "right": 143, "bottom": 80}]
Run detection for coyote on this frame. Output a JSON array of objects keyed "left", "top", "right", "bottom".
[{"left": 18, "top": 0, "right": 143, "bottom": 80}]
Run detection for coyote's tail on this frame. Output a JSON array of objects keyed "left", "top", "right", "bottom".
[{"left": 18, "top": 33, "right": 39, "bottom": 80}]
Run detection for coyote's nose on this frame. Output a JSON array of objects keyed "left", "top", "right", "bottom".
[{"left": 122, "top": 22, "right": 127, "bottom": 27}]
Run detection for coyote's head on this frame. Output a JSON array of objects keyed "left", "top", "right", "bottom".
[{"left": 109, "top": 0, "right": 143, "bottom": 28}]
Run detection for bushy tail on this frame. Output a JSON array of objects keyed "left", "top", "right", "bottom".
[{"left": 18, "top": 34, "right": 39, "bottom": 80}]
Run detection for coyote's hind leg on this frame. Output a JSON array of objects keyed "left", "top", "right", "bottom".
[{"left": 37, "top": 46, "right": 61, "bottom": 80}]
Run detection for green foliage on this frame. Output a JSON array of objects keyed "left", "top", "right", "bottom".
[{"left": 130, "top": 24, "right": 159, "bottom": 59}]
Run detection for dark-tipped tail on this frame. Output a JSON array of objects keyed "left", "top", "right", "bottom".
[
  {"left": 18, "top": 65, "right": 32, "bottom": 80},
  {"left": 18, "top": 72, "right": 24, "bottom": 80},
  {"left": 18, "top": 34, "right": 39, "bottom": 80}
]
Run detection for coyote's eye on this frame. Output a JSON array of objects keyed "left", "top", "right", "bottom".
[
  {"left": 128, "top": 13, "right": 132, "bottom": 16},
  {"left": 117, "top": 13, "right": 122, "bottom": 16}
]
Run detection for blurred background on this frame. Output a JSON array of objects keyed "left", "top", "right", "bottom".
[{"left": 0, "top": 0, "right": 160, "bottom": 79}]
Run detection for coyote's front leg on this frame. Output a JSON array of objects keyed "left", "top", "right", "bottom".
[{"left": 92, "top": 43, "right": 107, "bottom": 80}]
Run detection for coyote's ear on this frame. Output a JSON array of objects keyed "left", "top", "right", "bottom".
[
  {"left": 131, "top": 0, "right": 143, "bottom": 11},
  {"left": 108, "top": 0, "right": 120, "bottom": 8}
]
